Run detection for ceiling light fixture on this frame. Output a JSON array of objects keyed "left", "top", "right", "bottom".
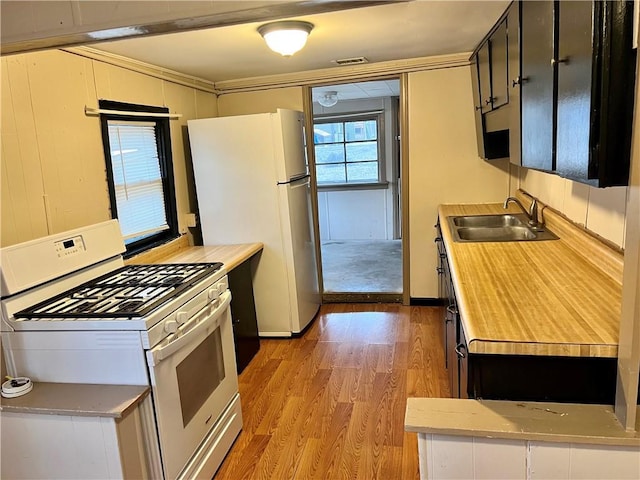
[
  {"left": 317, "top": 91, "right": 338, "bottom": 108},
  {"left": 258, "top": 20, "right": 314, "bottom": 57}
]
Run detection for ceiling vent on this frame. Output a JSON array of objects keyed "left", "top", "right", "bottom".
[{"left": 333, "top": 56, "right": 369, "bottom": 66}]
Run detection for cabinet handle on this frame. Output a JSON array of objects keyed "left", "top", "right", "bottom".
[
  {"left": 551, "top": 57, "right": 568, "bottom": 65},
  {"left": 455, "top": 343, "right": 467, "bottom": 359},
  {"left": 511, "top": 76, "right": 520, "bottom": 87},
  {"left": 434, "top": 237, "right": 442, "bottom": 243},
  {"left": 485, "top": 98, "right": 492, "bottom": 105},
  {"left": 474, "top": 105, "right": 482, "bottom": 111},
  {"left": 446, "top": 305, "right": 458, "bottom": 316},
  {"left": 436, "top": 267, "right": 445, "bottom": 274}
]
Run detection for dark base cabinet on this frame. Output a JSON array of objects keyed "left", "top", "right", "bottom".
[
  {"left": 465, "top": 354, "right": 624, "bottom": 404},
  {"left": 435, "top": 218, "right": 638, "bottom": 404},
  {"left": 227, "top": 258, "right": 260, "bottom": 374}
]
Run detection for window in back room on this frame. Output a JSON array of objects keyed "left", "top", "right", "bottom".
[
  {"left": 99, "top": 100, "right": 178, "bottom": 256},
  {"left": 314, "top": 114, "right": 383, "bottom": 185}
]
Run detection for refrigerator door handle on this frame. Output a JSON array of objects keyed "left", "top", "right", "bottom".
[{"left": 277, "top": 173, "right": 310, "bottom": 185}]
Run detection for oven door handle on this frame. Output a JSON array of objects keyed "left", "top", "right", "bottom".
[{"left": 149, "top": 290, "right": 232, "bottom": 365}]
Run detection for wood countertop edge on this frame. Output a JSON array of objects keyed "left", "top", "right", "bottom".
[
  {"left": 0, "top": 383, "right": 150, "bottom": 419},
  {"left": 404, "top": 398, "right": 640, "bottom": 447},
  {"left": 437, "top": 203, "right": 620, "bottom": 358},
  {"left": 129, "top": 243, "right": 264, "bottom": 271}
]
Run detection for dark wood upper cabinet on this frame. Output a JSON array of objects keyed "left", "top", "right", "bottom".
[
  {"left": 490, "top": 20, "right": 509, "bottom": 110},
  {"left": 473, "top": 0, "right": 635, "bottom": 187},
  {"left": 507, "top": 1, "right": 521, "bottom": 165},
  {"left": 519, "top": 0, "right": 556, "bottom": 172},
  {"left": 555, "top": 0, "right": 636, "bottom": 186},
  {"left": 469, "top": 14, "right": 510, "bottom": 160},
  {"left": 478, "top": 43, "right": 493, "bottom": 114}
]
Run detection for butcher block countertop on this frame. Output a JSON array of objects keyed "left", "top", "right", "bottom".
[
  {"left": 439, "top": 196, "right": 623, "bottom": 358},
  {"left": 0, "top": 383, "right": 149, "bottom": 418},
  {"left": 126, "top": 237, "right": 263, "bottom": 271},
  {"left": 152, "top": 243, "right": 263, "bottom": 270}
]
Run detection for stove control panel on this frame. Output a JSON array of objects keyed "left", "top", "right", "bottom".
[{"left": 55, "top": 236, "right": 86, "bottom": 258}]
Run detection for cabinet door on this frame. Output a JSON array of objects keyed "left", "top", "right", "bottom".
[
  {"left": 520, "top": 0, "right": 555, "bottom": 171},
  {"left": 491, "top": 20, "right": 509, "bottom": 109},
  {"left": 446, "top": 304, "right": 459, "bottom": 398},
  {"left": 555, "top": 0, "right": 594, "bottom": 183},
  {"left": 507, "top": 1, "right": 521, "bottom": 165},
  {"left": 477, "top": 43, "right": 493, "bottom": 114},
  {"left": 470, "top": 55, "right": 487, "bottom": 159}
]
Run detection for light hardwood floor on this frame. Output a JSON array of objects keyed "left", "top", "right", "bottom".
[{"left": 214, "top": 303, "right": 451, "bottom": 480}]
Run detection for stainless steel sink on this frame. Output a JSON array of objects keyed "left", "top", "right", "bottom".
[
  {"left": 447, "top": 214, "right": 558, "bottom": 243},
  {"left": 452, "top": 214, "right": 525, "bottom": 228}
]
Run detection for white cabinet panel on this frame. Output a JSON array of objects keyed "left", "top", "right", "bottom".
[
  {"left": 429, "top": 435, "right": 474, "bottom": 479},
  {"left": 529, "top": 442, "right": 571, "bottom": 479},
  {"left": 568, "top": 443, "right": 640, "bottom": 480},
  {"left": 472, "top": 438, "right": 527, "bottom": 479}
]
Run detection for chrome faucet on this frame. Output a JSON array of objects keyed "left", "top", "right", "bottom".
[{"left": 503, "top": 196, "right": 542, "bottom": 228}]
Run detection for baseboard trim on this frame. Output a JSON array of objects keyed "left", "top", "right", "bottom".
[
  {"left": 322, "top": 293, "right": 403, "bottom": 303},
  {"left": 410, "top": 298, "right": 445, "bottom": 306}
]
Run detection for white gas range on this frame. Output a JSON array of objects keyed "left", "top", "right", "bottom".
[{"left": 0, "top": 220, "right": 242, "bottom": 479}]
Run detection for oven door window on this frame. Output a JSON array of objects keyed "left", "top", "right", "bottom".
[{"left": 176, "top": 327, "right": 226, "bottom": 427}]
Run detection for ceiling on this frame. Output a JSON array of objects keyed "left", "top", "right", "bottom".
[{"left": 93, "top": 1, "right": 510, "bottom": 85}]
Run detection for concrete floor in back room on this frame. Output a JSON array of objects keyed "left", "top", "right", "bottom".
[{"left": 320, "top": 240, "right": 402, "bottom": 293}]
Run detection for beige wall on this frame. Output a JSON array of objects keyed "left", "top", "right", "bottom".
[
  {"left": 217, "top": 87, "right": 303, "bottom": 116},
  {"left": 408, "top": 66, "right": 511, "bottom": 298},
  {"left": 515, "top": 167, "right": 628, "bottom": 248},
  {"left": 0, "top": 49, "right": 217, "bottom": 247}
]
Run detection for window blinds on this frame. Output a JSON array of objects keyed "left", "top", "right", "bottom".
[{"left": 107, "top": 120, "right": 169, "bottom": 242}]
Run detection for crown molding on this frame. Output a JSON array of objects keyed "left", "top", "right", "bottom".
[
  {"left": 62, "top": 46, "right": 218, "bottom": 94},
  {"left": 63, "top": 47, "right": 472, "bottom": 96},
  {"left": 214, "top": 52, "right": 472, "bottom": 93}
]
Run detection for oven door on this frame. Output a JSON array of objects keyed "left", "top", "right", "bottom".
[{"left": 146, "top": 290, "right": 238, "bottom": 480}]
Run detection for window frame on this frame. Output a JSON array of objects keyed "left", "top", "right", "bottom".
[
  {"left": 313, "top": 112, "right": 386, "bottom": 190},
  {"left": 99, "top": 100, "right": 179, "bottom": 257}
]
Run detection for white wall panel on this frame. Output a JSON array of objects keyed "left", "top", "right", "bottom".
[
  {"left": 568, "top": 443, "right": 640, "bottom": 479},
  {"left": 528, "top": 442, "right": 571, "bottom": 479},
  {"left": 164, "top": 81, "right": 197, "bottom": 240},
  {"left": 27, "top": 50, "right": 111, "bottom": 234},
  {"left": 217, "top": 87, "right": 304, "bottom": 116},
  {"left": 472, "top": 438, "right": 527, "bottom": 479},
  {"left": 519, "top": 165, "right": 628, "bottom": 248},
  {"left": 421, "top": 435, "right": 640, "bottom": 480},
  {"left": 0, "top": 49, "right": 218, "bottom": 248},
  {"left": 428, "top": 435, "right": 474, "bottom": 479},
  {"left": 1, "top": 56, "right": 49, "bottom": 245},
  {"left": 93, "top": 59, "right": 165, "bottom": 107},
  {"left": 408, "top": 66, "right": 510, "bottom": 298},
  {"left": 586, "top": 186, "right": 628, "bottom": 248},
  {"left": 561, "top": 180, "right": 590, "bottom": 227},
  {"left": 320, "top": 189, "right": 388, "bottom": 240}
]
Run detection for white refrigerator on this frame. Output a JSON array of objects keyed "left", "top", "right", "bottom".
[{"left": 187, "top": 109, "right": 320, "bottom": 336}]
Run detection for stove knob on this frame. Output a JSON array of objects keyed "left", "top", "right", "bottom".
[
  {"left": 176, "top": 311, "right": 188, "bottom": 325},
  {"left": 208, "top": 287, "right": 218, "bottom": 299},
  {"left": 164, "top": 319, "right": 178, "bottom": 333}
]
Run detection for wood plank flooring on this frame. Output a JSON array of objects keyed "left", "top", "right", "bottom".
[{"left": 214, "top": 304, "right": 450, "bottom": 480}]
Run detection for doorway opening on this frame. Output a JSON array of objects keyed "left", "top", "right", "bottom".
[{"left": 311, "top": 79, "right": 402, "bottom": 302}]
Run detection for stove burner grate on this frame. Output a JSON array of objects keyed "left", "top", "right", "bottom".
[{"left": 15, "top": 263, "right": 223, "bottom": 320}]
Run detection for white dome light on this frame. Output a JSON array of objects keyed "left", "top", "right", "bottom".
[
  {"left": 317, "top": 91, "right": 338, "bottom": 107},
  {"left": 258, "top": 21, "right": 314, "bottom": 57}
]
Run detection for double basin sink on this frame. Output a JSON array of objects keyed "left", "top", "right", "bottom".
[{"left": 447, "top": 214, "right": 558, "bottom": 243}]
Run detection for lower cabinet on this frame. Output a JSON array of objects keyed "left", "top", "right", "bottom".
[
  {"left": 435, "top": 219, "right": 636, "bottom": 404},
  {"left": 227, "top": 257, "right": 260, "bottom": 374}
]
